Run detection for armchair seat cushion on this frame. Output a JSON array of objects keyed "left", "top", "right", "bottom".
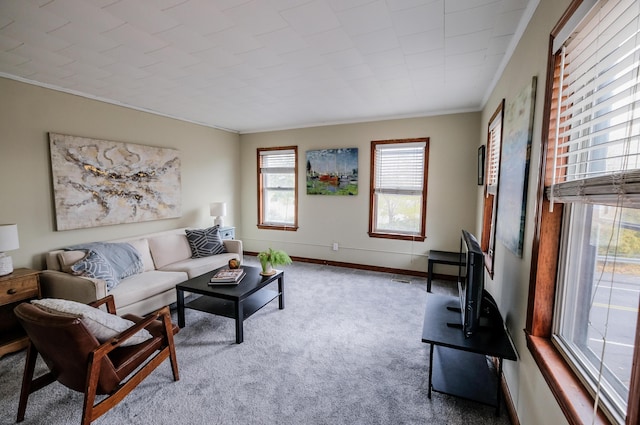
[{"left": 31, "top": 298, "right": 152, "bottom": 347}]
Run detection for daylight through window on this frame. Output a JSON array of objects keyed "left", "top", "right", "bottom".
[
  {"left": 257, "top": 147, "right": 298, "bottom": 231},
  {"left": 481, "top": 101, "right": 504, "bottom": 276},
  {"left": 369, "top": 138, "right": 429, "bottom": 241},
  {"left": 545, "top": 0, "right": 640, "bottom": 422}
]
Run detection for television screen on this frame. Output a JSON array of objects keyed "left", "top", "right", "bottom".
[{"left": 458, "top": 230, "right": 485, "bottom": 338}]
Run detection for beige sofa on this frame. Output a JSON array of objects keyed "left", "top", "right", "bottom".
[{"left": 41, "top": 228, "right": 243, "bottom": 316}]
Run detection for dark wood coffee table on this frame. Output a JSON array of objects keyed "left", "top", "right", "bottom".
[{"left": 176, "top": 265, "right": 284, "bottom": 344}]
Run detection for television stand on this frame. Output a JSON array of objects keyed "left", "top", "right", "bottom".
[{"left": 421, "top": 293, "right": 517, "bottom": 416}]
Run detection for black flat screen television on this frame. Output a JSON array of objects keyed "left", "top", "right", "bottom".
[{"left": 458, "top": 229, "right": 485, "bottom": 338}]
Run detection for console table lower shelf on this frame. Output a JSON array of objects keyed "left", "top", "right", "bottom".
[
  {"left": 422, "top": 293, "right": 517, "bottom": 416},
  {"left": 431, "top": 346, "right": 499, "bottom": 407}
]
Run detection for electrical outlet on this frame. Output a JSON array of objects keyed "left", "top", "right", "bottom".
[{"left": 332, "top": 242, "right": 339, "bottom": 251}]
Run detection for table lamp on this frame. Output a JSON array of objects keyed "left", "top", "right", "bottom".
[
  {"left": 0, "top": 224, "right": 19, "bottom": 276},
  {"left": 210, "top": 202, "right": 227, "bottom": 227}
]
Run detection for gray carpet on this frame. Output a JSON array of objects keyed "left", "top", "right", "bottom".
[{"left": 0, "top": 259, "right": 512, "bottom": 425}]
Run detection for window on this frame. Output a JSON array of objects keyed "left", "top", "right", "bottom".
[
  {"left": 555, "top": 204, "right": 639, "bottom": 422},
  {"left": 528, "top": 1, "right": 640, "bottom": 424},
  {"left": 257, "top": 147, "right": 298, "bottom": 231},
  {"left": 481, "top": 101, "right": 504, "bottom": 277},
  {"left": 368, "top": 138, "right": 429, "bottom": 241}
]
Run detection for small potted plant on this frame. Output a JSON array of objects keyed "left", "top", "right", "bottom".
[{"left": 257, "top": 248, "right": 292, "bottom": 276}]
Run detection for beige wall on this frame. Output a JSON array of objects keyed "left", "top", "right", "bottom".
[
  {"left": 0, "top": 77, "right": 240, "bottom": 270},
  {"left": 0, "top": 1, "right": 578, "bottom": 420},
  {"left": 239, "top": 113, "right": 480, "bottom": 273},
  {"left": 479, "top": 0, "right": 572, "bottom": 424}
]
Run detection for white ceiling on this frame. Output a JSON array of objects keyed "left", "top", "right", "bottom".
[{"left": 0, "top": 0, "right": 537, "bottom": 133}]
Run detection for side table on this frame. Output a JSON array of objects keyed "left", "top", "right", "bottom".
[
  {"left": 427, "top": 250, "right": 464, "bottom": 292},
  {"left": 0, "top": 268, "right": 40, "bottom": 358},
  {"left": 219, "top": 226, "right": 235, "bottom": 240}
]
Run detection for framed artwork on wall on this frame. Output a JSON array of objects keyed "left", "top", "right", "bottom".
[
  {"left": 306, "top": 148, "right": 358, "bottom": 195},
  {"left": 478, "top": 145, "right": 485, "bottom": 186},
  {"left": 496, "top": 76, "right": 537, "bottom": 257},
  {"left": 49, "top": 133, "right": 181, "bottom": 230}
]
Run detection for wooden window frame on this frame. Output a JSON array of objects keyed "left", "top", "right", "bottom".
[
  {"left": 526, "top": 1, "right": 640, "bottom": 424},
  {"left": 257, "top": 146, "right": 299, "bottom": 232},
  {"left": 481, "top": 100, "right": 504, "bottom": 278},
  {"left": 368, "top": 138, "right": 429, "bottom": 242}
]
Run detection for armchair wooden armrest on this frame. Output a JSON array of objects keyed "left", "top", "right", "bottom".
[
  {"left": 88, "top": 295, "right": 117, "bottom": 315},
  {"left": 110, "top": 306, "right": 178, "bottom": 349}
]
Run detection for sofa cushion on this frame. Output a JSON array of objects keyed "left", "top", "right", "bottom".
[
  {"left": 71, "top": 250, "right": 120, "bottom": 290},
  {"left": 109, "top": 270, "right": 188, "bottom": 310},
  {"left": 58, "top": 250, "right": 86, "bottom": 273},
  {"left": 185, "top": 226, "right": 227, "bottom": 258},
  {"left": 159, "top": 252, "right": 240, "bottom": 278},
  {"left": 126, "top": 239, "right": 155, "bottom": 272},
  {"left": 31, "top": 298, "right": 152, "bottom": 347},
  {"left": 147, "top": 234, "right": 192, "bottom": 269}
]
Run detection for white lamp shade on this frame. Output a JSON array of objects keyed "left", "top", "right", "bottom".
[
  {"left": 0, "top": 224, "right": 19, "bottom": 252},
  {"left": 209, "top": 202, "right": 227, "bottom": 217}
]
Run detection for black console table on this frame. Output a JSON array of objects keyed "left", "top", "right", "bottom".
[
  {"left": 421, "top": 293, "right": 517, "bottom": 415},
  {"left": 427, "top": 250, "right": 464, "bottom": 292}
]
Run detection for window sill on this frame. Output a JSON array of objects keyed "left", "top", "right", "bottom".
[
  {"left": 526, "top": 334, "right": 610, "bottom": 425},
  {"left": 257, "top": 224, "right": 298, "bottom": 231},
  {"left": 367, "top": 232, "right": 425, "bottom": 242}
]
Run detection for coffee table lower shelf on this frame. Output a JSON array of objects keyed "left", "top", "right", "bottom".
[
  {"left": 177, "top": 266, "right": 285, "bottom": 344},
  {"left": 185, "top": 289, "right": 280, "bottom": 320}
]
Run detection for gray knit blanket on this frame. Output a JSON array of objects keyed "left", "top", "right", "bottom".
[{"left": 67, "top": 242, "right": 144, "bottom": 280}]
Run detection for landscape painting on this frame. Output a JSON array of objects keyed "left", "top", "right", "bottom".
[
  {"left": 49, "top": 133, "right": 181, "bottom": 230},
  {"left": 306, "top": 148, "right": 358, "bottom": 195}
]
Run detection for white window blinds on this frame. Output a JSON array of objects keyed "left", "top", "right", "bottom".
[
  {"left": 374, "top": 142, "right": 426, "bottom": 195},
  {"left": 548, "top": 0, "right": 640, "bottom": 207},
  {"left": 260, "top": 149, "right": 295, "bottom": 173},
  {"left": 487, "top": 114, "right": 502, "bottom": 194}
]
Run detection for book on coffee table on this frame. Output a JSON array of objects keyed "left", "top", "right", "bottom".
[{"left": 209, "top": 268, "right": 245, "bottom": 285}]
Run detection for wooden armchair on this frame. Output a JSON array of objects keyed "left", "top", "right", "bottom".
[{"left": 14, "top": 295, "right": 179, "bottom": 425}]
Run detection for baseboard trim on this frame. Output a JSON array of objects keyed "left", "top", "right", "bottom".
[
  {"left": 491, "top": 357, "right": 519, "bottom": 424},
  {"left": 243, "top": 251, "right": 457, "bottom": 281}
]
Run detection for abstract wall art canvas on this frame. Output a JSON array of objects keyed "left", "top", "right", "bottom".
[
  {"left": 306, "top": 148, "right": 358, "bottom": 195},
  {"left": 49, "top": 133, "right": 181, "bottom": 231},
  {"left": 496, "top": 76, "right": 537, "bottom": 257}
]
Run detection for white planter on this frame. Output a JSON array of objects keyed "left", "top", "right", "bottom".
[{"left": 260, "top": 263, "right": 275, "bottom": 276}]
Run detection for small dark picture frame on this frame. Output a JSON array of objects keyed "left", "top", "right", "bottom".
[{"left": 478, "top": 145, "right": 485, "bottom": 186}]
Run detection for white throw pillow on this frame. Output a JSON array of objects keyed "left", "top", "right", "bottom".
[
  {"left": 147, "top": 233, "right": 192, "bottom": 269},
  {"left": 31, "top": 298, "right": 152, "bottom": 347},
  {"left": 57, "top": 250, "right": 87, "bottom": 273},
  {"left": 126, "top": 239, "right": 155, "bottom": 272}
]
